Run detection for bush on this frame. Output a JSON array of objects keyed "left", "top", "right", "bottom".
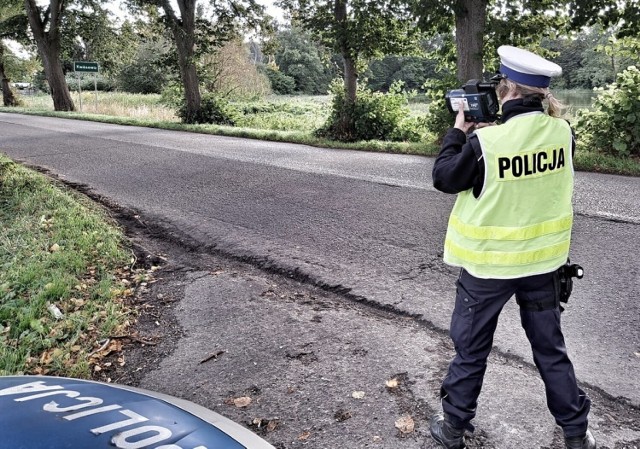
[
  {"left": 117, "top": 60, "right": 167, "bottom": 94},
  {"left": 261, "top": 66, "right": 296, "bottom": 95},
  {"left": 66, "top": 75, "right": 116, "bottom": 92},
  {"left": 177, "top": 93, "right": 240, "bottom": 125},
  {"left": 160, "top": 82, "right": 184, "bottom": 109},
  {"left": 317, "top": 79, "right": 419, "bottom": 142},
  {"left": 422, "top": 75, "right": 459, "bottom": 143},
  {"left": 575, "top": 66, "right": 640, "bottom": 158},
  {"left": 235, "top": 99, "right": 327, "bottom": 132}
]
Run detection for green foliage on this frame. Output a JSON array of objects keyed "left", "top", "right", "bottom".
[
  {"left": 366, "top": 55, "right": 437, "bottom": 92},
  {"left": 117, "top": 39, "right": 171, "bottom": 94},
  {"left": 160, "top": 82, "right": 184, "bottom": 109},
  {"left": 278, "top": 1, "right": 422, "bottom": 61},
  {"left": 422, "top": 74, "right": 459, "bottom": 142},
  {"left": 570, "top": 0, "right": 640, "bottom": 38},
  {"left": 272, "top": 26, "right": 336, "bottom": 94},
  {"left": 317, "top": 79, "right": 423, "bottom": 142},
  {"left": 236, "top": 97, "right": 328, "bottom": 131},
  {"left": 261, "top": 65, "right": 296, "bottom": 94},
  {"left": 66, "top": 75, "right": 116, "bottom": 92},
  {"left": 199, "top": 39, "right": 271, "bottom": 100},
  {"left": 545, "top": 26, "right": 639, "bottom": 89},
  {"left": 60, "top": 5, "right": 133, "bottom": 77},
  {"left": 575, "top": 66, "right": 640, "bottom": 158},
  {"left": 177, "top": 93, "right": 240, "bottom": 125}
]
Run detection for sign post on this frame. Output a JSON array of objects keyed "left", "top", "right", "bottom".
[{"left": 73, "top": 62, "right": 100, "bottom": 113}]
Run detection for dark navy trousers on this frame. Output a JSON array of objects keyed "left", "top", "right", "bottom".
[{"left": 440, "top": 269, "right": 591, "bottom": 438}]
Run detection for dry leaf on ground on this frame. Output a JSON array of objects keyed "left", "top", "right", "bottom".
[
  {"left": 233, "top": 396, "right": 252, "bottom": 408},
  {"left": 298, "top": 431, "right": 311, "bottom": 441},
  {"left": 385, "top": 378, "right": 399, "bottom": 388},
  {"left": 395, "top": 415, "right": 415, "bottom": 434},
  {"left": 351, "top": 391, "right": 365, "bottom": 399}
]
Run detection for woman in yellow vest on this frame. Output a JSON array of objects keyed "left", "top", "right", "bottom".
[{"left": 429, "top": 46, "right": 595, "bottom": 449}]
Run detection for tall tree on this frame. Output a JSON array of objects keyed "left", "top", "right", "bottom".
[
  {"left": 23, "top": 0, "right": 75, "bottom": 111},
  {"left": 276, "top": 0, "right": 420, "bottom": 134},
  {"left": 62, "top": 6, "right": 137, "bottom": 77},
  {"left": 415, "top": 0, "right": 568, "bottom": 82},
  {"left": 278, "top": 0, "right": 420, "bottom": 101},
  {"left": 570, "top": 0, "right": 640, "bottom": 38},
  {"left": 128, "top": 0, "right": 268, "bottom": 123},
  {"left": 415, "top": 0, "right": 640, "bottom": 83},
  {"left": 0, "top": 44, "right": 17, "bottom": 106},
  {"left": 0, "top": 0, "right": 26, "bottom": 106},
  {"left": 273, "top": 26, "right": 336, "bottom": 94}
]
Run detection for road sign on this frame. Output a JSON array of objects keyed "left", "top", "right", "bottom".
[{"left": 74, "top": 61, "right": 99, "bottom": 73}]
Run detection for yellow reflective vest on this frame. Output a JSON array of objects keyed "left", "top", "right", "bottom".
[{"left": 443, "top": 112, "right": 574, "bottom": 279}]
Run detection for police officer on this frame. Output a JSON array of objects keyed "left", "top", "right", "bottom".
[{"left": 429, "top": 46, "right": 596, "bottom": 449}]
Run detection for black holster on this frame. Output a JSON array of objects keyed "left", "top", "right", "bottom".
[{"left": 556, "top": 259, "right": 584, "bottom": 311}]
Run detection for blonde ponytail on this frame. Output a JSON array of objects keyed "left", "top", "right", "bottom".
[
  {"left": 497, "top": 79, "right": 565, "bottom": 117},
  {"left": 544, "top": 92, "right": 564, "bottom": 118}
]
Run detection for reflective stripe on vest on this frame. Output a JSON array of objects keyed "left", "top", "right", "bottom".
[{"left": 443, "top": 112, "right": 574, "bottom": 279}]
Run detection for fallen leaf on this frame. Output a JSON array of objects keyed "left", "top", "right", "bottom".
[
  {"left": 385, "top": 378, "right": 399, "bottom": 388},
  {"left": 233, "top": 396, "right": 252, "bottom": 408},
  {"left": 352, "top": 391, "right": 365, "bottom": 399},
  {"left": 395, "top": 415, "right": 415, "bottom": 434},
  {"left": 49, "top": 243, "right": 60, "bottom": 252},
  {"left": 297, "top": 431, "right": 311, "bottom": 441}
]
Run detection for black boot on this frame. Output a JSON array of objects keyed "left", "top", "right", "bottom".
[
  {"left": 565, "top": 430, "right": 597, "bottom": 449},
  {"left": 429, "top": 413, "right": 466, "bottom": 449}
]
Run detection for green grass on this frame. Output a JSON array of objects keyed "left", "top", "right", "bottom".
[{"left": 0, "top": 157, "right": 136, "bottom": 377}]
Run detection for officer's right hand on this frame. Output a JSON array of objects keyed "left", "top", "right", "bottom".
[{"left": 454, "top": 107, "right": 476, "bottom": 134}]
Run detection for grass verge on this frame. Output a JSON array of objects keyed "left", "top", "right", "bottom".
[{"left": 0, "top": 156, "right": 145, "bottom": 378}]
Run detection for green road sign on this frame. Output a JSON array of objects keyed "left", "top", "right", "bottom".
[{"left": 74, "top": 61, "right": 99, "bottom": 73}]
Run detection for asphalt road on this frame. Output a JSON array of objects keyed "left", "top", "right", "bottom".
[{"left": 1, "top": 112, "right": 639, "bottom": 448}]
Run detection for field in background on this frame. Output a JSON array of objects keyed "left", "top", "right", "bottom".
[
  {"left": 17, "top": 89, "right": 595, "bottom": 132},
  {"left": 22, "top": 92, "right": 179, "bottom": 122}
]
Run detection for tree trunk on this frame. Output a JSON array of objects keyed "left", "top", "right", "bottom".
[
  {"left": 343, "top": 55, "right": 357, "bottom": 103},
  {"left": 454, "top": 0, "right": 487, "bottom": 82},
  {"left": 335, "top": 0, "right": 356, "bottom": 101},
  {"left": 24, "top": 0, "right": 75, "bottom": 111},
  {"left": 334, "top": 0, "right": 357, "bottom": 139},
  {"left": 165, "top": 0, "right": 201, "bottom": 123},
  {"left": 175, "top": 35, "right": 201, "bottom": 122},
  {"left": 42, "top": 44, "right": 74, "bottom": 111},
  {"left": 0, "top": 44, "right": 19, "bottom": 107}
]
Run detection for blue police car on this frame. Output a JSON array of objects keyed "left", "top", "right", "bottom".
[{"left": 0, "top": 375, "right": 276, "bottom": 449}]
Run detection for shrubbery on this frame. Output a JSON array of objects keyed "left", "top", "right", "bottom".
[
  {"left": 118, "top": 62, "right": 167, "bottom": 94},
  {"left": 66, "top": 75, "right": 117, "bottom": 92},
  {"left": 575, "top": 66, "right": 640, "bottom": 158},
  {"left": 177, "top": 93, "right": 240, "bottom": 125},
  {"left": 422, "top": 76, "right": 459, "bottom": 143},
  {"left": 261, "top": 66, "right": 296, "bottom": 95},
  {"left": 317, "top": 80, "right": 425, "bottom": 142}
]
